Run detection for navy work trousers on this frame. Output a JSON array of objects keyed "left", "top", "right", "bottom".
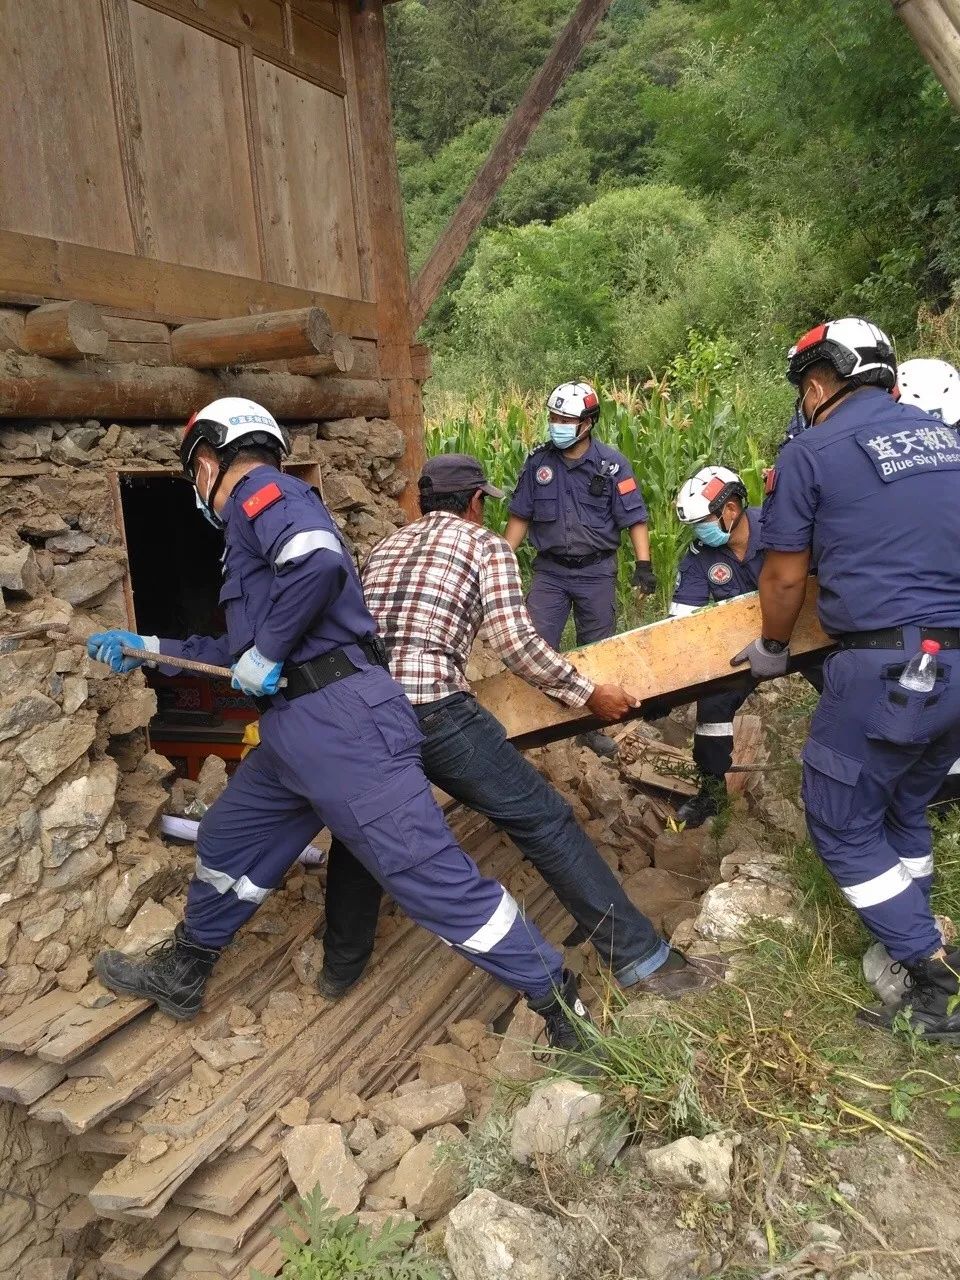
[
  {"left": 526, "top": 558, "right": 617, "bottom": 649},
  {"left": 322, "top": 693, "right": 669, "bottom": 986},
  {"left": 801, "top": 631, "right": 960, "bottom": 963},
  {"left": 187, "top": 653, "right": 563, "bottom": 1000}
]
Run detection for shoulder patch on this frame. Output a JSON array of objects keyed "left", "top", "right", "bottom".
[
  {"left": 708, "top": 563, "right": 733, "bottom": 586},
  {"left": 535, "top": 465, "right": 554, "bottom": 486},
  {"left": 617, "top": 477, "right": 637, "bottom": 495},
  {"left": 242, "top": 482, "right": 283, "bottom": 519},
  {"left": 763, "top": 467, "right": 777, "bottom": 495}
]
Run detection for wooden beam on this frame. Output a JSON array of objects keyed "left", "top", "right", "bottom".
[
  {"left": 170, "top": 306, "right": 334, "bottom": 368},
  {"left": 347, "top": 0, "right": 425, "bottom": 517},
  {"left": 410, "top": 0, "right": 615, "bottom": 329},
  {"left": 0, "top": 308, "right": 26, "bottom": 353},
  {"left": 20, "top": 301, "right": 109, "bottom": 359},
  {"left": 409, "top": 343, "right": 432, "bottom": 383},
  {"left": 0, "top": 353, "right": 388, "bottom": 420},
  {"left": 472, "top": 581, "right": 833, "bottom": 748},
  {"left": 893, "top": 1, "right": 960, "bottom": 111}
]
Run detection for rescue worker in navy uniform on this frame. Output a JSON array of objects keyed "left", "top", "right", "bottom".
[
  {"left": 736, "top": 318, "right": 960, "bottom": 1039},
  {"left": 85, "top": 398, "right": 592, "bottom": 1053},
  {"left": 505, "top": 381, "right": 656, "bottom": 755}
]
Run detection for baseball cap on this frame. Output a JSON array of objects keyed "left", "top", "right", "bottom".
[{"left": 418, "top": 453, "right": 505, "bottom": 499}]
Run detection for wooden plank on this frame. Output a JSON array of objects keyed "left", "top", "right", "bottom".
[
  {"left": 240, "top": 42, "right": 269, "bottom": 281},
  {"left": 103, "top": 316, "right": 171, "bottom": 343},
  {"left": 100, "top": 1203, "right": 192, "bottom": 1278},
  {"left": 0, "top": 985, "right": 97, "bottom": 1054},
  {"left": 177, "top": 1181, "right": 280, "bottom": 1253},
  {"left": 101, "top": 0, "right": 155, "bottom": 258},
  {"left": 337, "top": 0, "right": 374, "bottom": 300},
  {"left": 254, "top": 58, "right": 362, "bottom": 297},
  {"left": 0, "top": 353, "right": 389, "bottom": 420},
  {"left": 473, "top": 581, "right": 834, "bottom": 747},
  {"left": 0, "top": 0, "right": 135, "bottom": 252},
  {"left": 410, "top": 0, "right": 615, "bottom": 329},
  {"left": 290, "top": 9, "right": 341, "bottom": 79},
  {"left": 0, "top": 1052, "right": 65, "bottom": 1104},
  {"left": 106, "top": 340, "right": 171, "bottom": 364},
  {"left": 126, "top": 3, "right": 261, "bottom": 278},
  {"left": 173, "top": 1148, "right": 278, "bottom": 1216}
]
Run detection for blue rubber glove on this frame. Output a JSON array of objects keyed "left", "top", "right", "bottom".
[
  {"left": 87, "top": 630, "right": 158, "bottom": 675},
  {"left": 231, "top": 646, "right": 283, "bottom": 696}
]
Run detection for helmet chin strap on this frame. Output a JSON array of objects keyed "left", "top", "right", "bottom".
[{"left": 803, "top": 381, "right": 859, "bottom": 427}]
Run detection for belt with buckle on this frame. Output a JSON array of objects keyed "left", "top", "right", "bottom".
[
  {"left": 252, "top": 636, "right": 389, "bottom": 711},
  {"left": 835, "top": 626, "right": 960, "bottom": 651},
  {"left": 537, "top": 548, "right": 615, "bottom": 570}
]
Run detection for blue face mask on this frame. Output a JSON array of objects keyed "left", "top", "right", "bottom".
[
  {"left": 548, "top": 423, "right": 579, "bottom": 450},
  {"left": 693, "top": 520, "right": 730, "bottom": 547}
]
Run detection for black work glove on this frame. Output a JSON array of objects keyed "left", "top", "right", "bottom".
[
  {"left": 632, "top": 560, "right": 657, "bottom": 595},
  {"left": 731, "top": 637, "right": 790, "bottom": 680}
]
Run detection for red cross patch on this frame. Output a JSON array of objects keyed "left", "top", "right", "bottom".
[
  {"left": 535, "top": 466, "right": 553, "bottom": 485},
  {"left": 242, "top": 482, "right": 283, "bottom": 519},
  {"left": 708, "top": 563, "right": 733, "bottom": 586}
]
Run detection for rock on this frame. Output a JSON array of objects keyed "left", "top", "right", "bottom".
[
  {"left": 490, "top": 1003, "right": 546, "bottom": 1083},
  {"left": 106, "top": 687, "right": 157, "bottom": 736},
  {"left": 61, "top": 676, "right": 88, "bottom": 715},
  {"left": 719, "top": 850, "right": 792, "bottom": 889},
  {"left": 321, "top": 1090, "right": 363, "bottom": 1125},
  {"left": 1, "top": 963, "right": 40, "bottom": 995},
  {"left": 0, "top": 920, "right": 15, "bottom": 964},
  {"left": 105, "top": 853, "right": 162, "bottom": 927},
  {"left": 447, "top": 1019, "right": 486, "bottom": 1053},
  {"left": 372, "top": 1082, "right": 468, "bottom": 1134},
  {"left": 695, "top": 881, "right": 797, "bottom": 943},
  {"left": 78, "top": 980, "right": 116, "bottom": 1008},
  {"left": 417, "top": 1043, "right": 482, "bottom": 1092},
  {"left": 445, "top": 1189, "right": 566, "bottom": 1280},
  {"left": 35, "top": 940, "right": 71, "bottom": 971},
  {"left": 0, "top": 543, "right": 41, "bottom": 597},
  {"left": 638, "top": 1225, "right": 702, "bottom": 1280},
  {"left": 195, "top": 754, "right": 228, "bottom": 809},
  {"left": 356, "top": 1126, "right": 416, "bottom": 1179},
  {"left": 754, "top": 796, "right": 807, "bottom": 842},
  {"left": 117, "top": 900, "right": 177, "bottom": 955},
  {"left": 192, "top": 1061, "right": 222, "bottom": 1090},
  {"left": 227, "top": 1004, "right": 256, "bottom": 1034},
  {"left": 393, "top": 1124, "right": 465, "bottom": 1222},
  {"left": 22, "top": 906, "right": 65, "bottom": 942},
  {"left": 0, "top": 692, "right": 59, "bottom": 742},
  {"left": 510, "top": 1079, "right": 624, "bottom": 1171},
  {"left": 278, "top": 1097, "right": 311, "bottom": 1128},
  {"left": 291, "top": 936, "right": 323, "bottom": 987},
  {"left": 57, "top": 954, "right": 91, "bottom": 992},
  {"left": 17, "top": 716, "right": 95, "bottom": 783},
  {"left": 40, "top": 759, "right": 117, "bottom": 867},
  {"left": 29, "top": 1260, "right": 75, "bottom": 1280},
  {"left": 653, "top": 828, "right": 717, "bottom": 881},
  {"left": 137, "top": 1135, "right": 169, "bottom": 1165},
  {"left": 366, "top": 419, "right": 405, "bottom": 459},
  {"left": 642, "top": 1132, "right": 739, "bottom": 1202},
  {"left": 46, "top": 532, "right": 95, "bottom": 554},
  {"left": 621, "top": 867, "right": 702, "bottom": 932},
  {"left": 319, "top": 417, "right": 369, "bottom": 444},
  {"left": 348, "top": 1118, "right": 378, "bottom": 1154},
  {"left": 714, "top": 817, "right": 766, "bottom": 858},
  {"left": 324, "top": 471, "right": 373, "bottom": 512},
  {"left": 364, "top": 1195, "right": 403, "bottom": 1212},
  {"left": 51, "top": 557, "right": 125, "bottom": 605},
  {"left": 281, "top": 1123, "right": 367, "bottom": 1212},
  {"left": 191, "top": 1036, "right": 264, "bottom": 1071},
  {"left": 662, "top": 902, "right": 699, "bottom": 936},
  {"left": 20, "top": 514, "right": 69, "bottom": 538},
  {"left": 358, "top": 1209, "right": 417, "bottom": 1234}
]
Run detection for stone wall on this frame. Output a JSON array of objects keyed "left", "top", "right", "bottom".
[{"left": 0, "top": 412, "right": 407, "bottom": 1274}]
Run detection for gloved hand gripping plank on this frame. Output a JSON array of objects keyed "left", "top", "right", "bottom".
[
  {"left": 0, "top": 622, "right": 234, "bottom": 680},
  {"left": 472, "top": 578, "right": 832, "bottom": 749}
]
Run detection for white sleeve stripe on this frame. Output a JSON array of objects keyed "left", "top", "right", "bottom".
[
  {"left": 275, "top": 529, "right": 342, "bottom": 567},
  {"left": 669, "top": 602, "right": 701, "bottom": 618}
]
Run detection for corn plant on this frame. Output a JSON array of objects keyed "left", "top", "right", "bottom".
[{"left": 425, "top": 379, "right": 767, "bottom": 626}]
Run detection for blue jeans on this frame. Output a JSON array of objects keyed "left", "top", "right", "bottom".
[{"left": 323, "top": 693, "right": 668, "bottom": 985}]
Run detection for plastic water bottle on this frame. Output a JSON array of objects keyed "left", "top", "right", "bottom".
[{"left": 899, "top": 639, "right": 941, "bottom": 693}]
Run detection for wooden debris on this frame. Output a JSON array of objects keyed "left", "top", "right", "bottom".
[
  {"left": 21, "top": 300, "right": 109, "bottom": 358},
  {"left": 0, "top": 1051, "right": 66, "bottom": 1104}
]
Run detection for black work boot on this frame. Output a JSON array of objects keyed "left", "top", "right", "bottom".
[
  {"left": 629, "top": 948, "right": 723, "bottom": 999},
  {"left": 576, "top": 730, "right": 619, "bottom": 760},
  {"left": 858, "top": 949, "right": 960, "bottom": 1042},
  {"left": 316, "top": 967, "right": 365, "bottom": 1001},
  {"left": 95, "top": 924, "right": 220, "bottom": 1021},
  {"left": 527, "top": 969, "right": 598, "bottom": 1074},
  {"left": 676, "top": 781, "right": 725, "bottom": 829}
]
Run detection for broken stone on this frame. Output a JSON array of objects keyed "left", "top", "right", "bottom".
[
  {"left": 355, "top": 1126, "right": 416, "bottom": 1179},
  {"left": 105, "top": 853, "right": 162, "bottom": 927},
  {"left": 117, "top": 899, "right": 177, "bottom": 955},
  {"left": 61, "top": 675, "right": 88, "bottom": 715},
  {"left": 447, "top": 1019, "right": 486, "bottom": 1053},
  {"left": 0, "top": 692, "right": 59, "bottom": 742},
  {"left": 417, "top": 1043, "right": 482, "bottom": 1093},
  {"left": 372, "top": 1082, "right": 468, "bottom": 1134},
  {"left": 510, "top": 1079, "right": 624, "bottom": 1171},
  {"left": 1, "top": 963, "right": 40, "bottom": 995},
  {"left": 137, "top": 1134, "right": 169, "bottom": 1165},
  {"left": 365, "top": 419, "right": 405, "bottom": 459},
  {"left": 35, "top": 941, "right": 71, "bottom": 972},
  {"left": 642, "top": 1131, "right": 739, "bottom": 1202},
  {"left": 192, "top": 1060, "right": 223, "bottom": 1090},
  {"left": 0, "top": 920, "right": 15, "bottom": 965},
  {"left": 291, "top": 936, "right": 324, "bottom": 987},
  {"left": 314, "top": 1088, "right": 364, "bottom": 1125},
  {"left": 445, "top": 1189, "right": 567, "bottom": 1280},
  {"left": 46, "top": 531, "right": 95, "bottom": 555},
  {"left": 490, "top": 1003, "right": 546, "bottom": 1083},
  {"left": 754, "top": 795, "right": 807, "bottom": 842},
  {"left": 0, "top": 543, "right": 41, "bottom": 597},
  {"left": 192, "top": 1036, "right": 264, "bottom": 1071},
  {"left": 324, "top": 471, "right": 373, "bottom": 512},
  {"left": 277, "top": 1097, "right": 311, "bottom": 1128},
  {"left": 319, "top": 417, "right": 369, "bottom": 444},
  {"left": 26, "top": 1260, "right": 74, "bottom": 1280},
  {"left": 17, "top": 715, "right": 95, "bottom": 784},
  {"left": 22, "top": 905, "right": 66, "bottom": 942},
  {"left": 622, "top": 867, "right": 703, "bottom": 932},
  {"left": 78, "top": 980, "right": 115, "bottom": 1008},
  {"left": 348, "top": 1117, "right": 378, "bottom": 1154},
  {"left": 719, "top": 850, "right": 792, "bottom": 889},
  {"left": 57, "top": 954, "right": 91, "bottom": 992},
  {"left": 393, "top": 1124, "right": 465, "bottom": 1222},
  {"left": 281, "top": 1123, "right": 367, "bottom": 1212},
  {"left": 51, "top": 557, "right": 125, "bottom": 605},
  {"left": 39, "top": 760, "right": 117, "bottom": 868},
  {"left": 20, "top": 513, "right": 69, "bottom": 538},
  {"left": 106, "top": 687, "right": 157, "bottom": 736},
  {"left": 227, "top": 1004, "right": 256, "bottom": 1034},
  {"left": 653, "top": 828, "right": 717, "bottom": 881},
  {"left": 695, "top": 881, "right": 797, "bottom": 943},
  {"left": 195, "top": 754, "right": 228, "bottom": 809}
]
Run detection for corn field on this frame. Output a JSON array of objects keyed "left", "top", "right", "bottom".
[{"left": 425, "top": 380, "right": 768, "bottom": 629}]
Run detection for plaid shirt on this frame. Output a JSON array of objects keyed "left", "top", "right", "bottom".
[{"left": 362, "top": 511, "right": 594, "bottom": 708}]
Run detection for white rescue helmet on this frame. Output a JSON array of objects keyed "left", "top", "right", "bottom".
[
  {"left": 895, "top": 358, "right": 960, "bottom": 427},
  {"left": 787, "top": 317, "right": 897, "bottom": 391},
  {"left": 180, "top": 397, "right": 290, "bottom": 478},
  {"left": 546, "top": 381, "right": 601, "bottom": 423},
  {"left": 676, "top": 466, "right": 747, "bottom": 525}
]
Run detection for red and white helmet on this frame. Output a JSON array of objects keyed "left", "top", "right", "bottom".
[
  {"left": 787, "top": 318, "right": 897, "bottom": 390},
  {"left": 546, "top": 381, "right": 601, "bottom": 422},
  {"left": 180, "top": 397, "right": 290, "bottom": 478},
  {"left": 895, "top": 358, "right": 960, "bottom": 427},
  {"left": 676, "top": 466, "right": 747, "bottom": 525}
]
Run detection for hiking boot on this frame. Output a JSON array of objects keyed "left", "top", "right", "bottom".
[
  {"left": 94, "top": 924, "right": 220, "bottom": 1021},
  {"left": 857, "top": 949, "right": 960, "bottom": 1041},
  {"left": 316, "top": 967, "right": 364, "bottom": 1001},
  {"left": 628, "top": 948, "right": 723, "bottom": 999},
  {"left": 676, "top": 783, "right": 724, "bottom": 829},
  {"left": 528, "top": 968, "right": 598, "bottom": 1073},
  {"left": 576, "top": 730, "right": 619, "bottom": 760}
]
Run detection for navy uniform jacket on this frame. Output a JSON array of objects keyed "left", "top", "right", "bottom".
[
  {"left": 761, "top": 387, "right": 960, "bottom": 635},
  {"left": 509, "top": 439, "right": 648, "bottom": 560},
  {"left": 670, "top": 507, "right": 764, "bottom": 616},
  {"left": 159, "top": 466, "right": 375, "bottom": 669}
]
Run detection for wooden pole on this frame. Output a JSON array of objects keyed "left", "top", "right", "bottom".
[
  {"left": 893, "top": 0, "right": 960, "bottom": 111},
  {"left": 938, "top": 0, "right": 960, "bottom": 32},
  {"left": 347, "top": 0, "right": 425, "bottom": 518},
  {"left": 0, "top": 353, "right": 389, "bottom": 420},
  {"left": 170, "top": 306, "right": 335, "bottom": 368},
  {"left": 409, "top": 344, "right": 432, "bottom": 384},
  {"left": 20, "top": 301, "right": 109, "bottom": 359},
  {"left": 410, "top": 0, "right": 615, "bottom": 329},
  {"left": 284, "top": 333, "right": 356, "bottom": 376}
]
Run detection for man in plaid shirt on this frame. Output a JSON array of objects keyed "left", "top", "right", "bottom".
[{"left": 318, "top": 454, "right": 716, "bottom": 1002}]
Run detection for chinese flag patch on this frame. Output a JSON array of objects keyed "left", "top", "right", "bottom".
[
  {"left": 617, "top": 477, "right": 637, "bottom": 495},
  {"left": 242, "top": 482, "right": 283, "bottom": 518},
  {"left": 764, "top": 467, "right": 778, "bottom": 495}
]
